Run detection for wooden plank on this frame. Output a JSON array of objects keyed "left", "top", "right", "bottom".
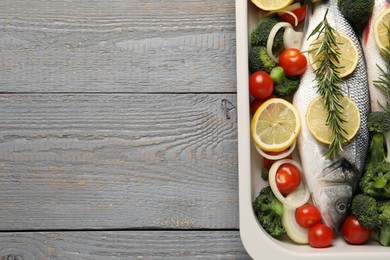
[
  {"left": 0, "top": 231, "right": 249, "bottom": 259},
  {"left": 0, "top": 0, "right": 236, "bottom": 93},
  {"left": 0, "top": 94, "right": 238, "bottom": 230}
]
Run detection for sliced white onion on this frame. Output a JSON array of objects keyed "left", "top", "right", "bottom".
[
  {"left": 276, "top": 3, "right": 301, "bottom": 15},
  {"left": 279, "top": 10, "right": 299, "bottom": 26},
  {"left": 255, "top": 140, "right": 296, "bottom": 160},
  {"left": 268, "top": 159, "right": 310, "bottom": 208},
  {"left": 267, "top": 22, "right": 293, "bottom": 63},
  {"left": 282, "top": 205, "right": 309, "bottom": 244},
  {"left": 283, "top": 27, "right": 304, "bottom": 49}
]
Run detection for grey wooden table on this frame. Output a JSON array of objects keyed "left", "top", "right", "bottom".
[{"left": 0, "top": 0, "right": 250, "bottom": 259}]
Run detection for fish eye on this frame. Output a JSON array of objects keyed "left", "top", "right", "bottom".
[{"left": 336, "top": 201, "right": 347, "bottom": 214}]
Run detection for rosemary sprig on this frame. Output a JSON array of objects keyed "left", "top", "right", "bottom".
[
  {"left": 308, "top": 10, "right": 348, "bottom": 159},
  {"left": 374, "top": 24, "right": 390, "bottom": 114}
]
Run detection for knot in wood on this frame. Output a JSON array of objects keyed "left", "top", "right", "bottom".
[{"left": 221, "top": 99, "right": 235, "bottom": 120}]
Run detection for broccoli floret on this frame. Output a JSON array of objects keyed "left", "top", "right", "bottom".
[
  {"left": 273, "top": 75, "right": 300, "bottom": 97},
  {"left": 252, "top": 186, "right": 286, "bottom": 237},
  {"left": 360, "top": 163, "right": 390, "bottom": 199},
  {"left": 365, "top": 112, "right": 390, "bottom": 168},
  {"left": 351, "top": 195, "right": 390, "bottom": 247},
  {"left": 248, "top": 46, "right": 276, "bottom": 73},
  {"left": 338, "top": 0, "right": 374, "bottom": 34},
  {"left": 261, "top": 167, "right": 269, "bottom": 181},
  {"left": 378, "top": 200, "right": 390, "bottom": 246},
  {"left": 351, "top": 194, "right": 380, "bottom": 229},
  {"left": 368, "top": 112, "right": 390, "bottom": 134},
  {"left": 251, "top": 17, "right": 284, "bottom": 49},
  {"left": 368, "top": 134, "right": 387, "bottom": 164}
]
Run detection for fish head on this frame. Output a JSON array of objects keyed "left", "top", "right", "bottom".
[
  {"left": 316, "top": 185, "right": 352, "bottom": 231},
  {"left": 313, "top": 159, "right": 359, "bottom": 231}
]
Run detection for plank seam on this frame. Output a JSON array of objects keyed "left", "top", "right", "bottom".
[
  {"left": 0, "top": 92, "right": 237, "bottom": 95},
  {"left": 0, "top": 228, "right": 239, "bottom": 233}
]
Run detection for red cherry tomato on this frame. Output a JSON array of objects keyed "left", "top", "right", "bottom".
[
  {"left": 308, "top": 224, "right": 334, "bottom": 248},
  {"left": 295, "top": 204, "right": 321, "bottom": 228},
  {"left": 263, "top": 149, "right": 292, "bottom": 169},
  {"left": 275, "top": 163, "right": 301, "bottom": 195},
  {"left": 278, "top": 7, "right": 307, "bottom": 26},
  {"left": 249, "top": 71, "right": 274, "bottom": 99},
  {"left": 250, "top": 94, "right": 278, "bottom": 116},
  {"left": 278, "top": 49, "right": 307, "bottom": 76},
  {"left": 341, "top": 215, "right": 372, "bottom": 245}
]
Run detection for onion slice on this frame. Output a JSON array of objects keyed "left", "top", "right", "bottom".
[
  {"left": 279, "top": 11, "right": 299, "bottom": 26},
  {"left": 282, "top": 205, "right": 309, "bottom": 244},
  {"left": 268, "top": 159, "right": 310, "bottom": 208},
  {"left": 255, "top": 140, "right": 296, "bottom": 160},
  {"left": 283, "top": 27, "right": 303, "bottom": 49},
  {"left": 267, "top": 22, "right": 293, "bottom": 62},
  {"left": 276, "top": 3, "right": 301, "bottom": 15}
]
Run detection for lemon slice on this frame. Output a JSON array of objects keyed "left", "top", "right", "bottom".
[
  {"left": 306, "top": 96, "right": 360, "bottom": 145},
  {"left": 251, "top": 0, "right": 294, "bottom": 11},
  {"left": 373, "top": 8, "right": 390, "bottom": 51},
  {"left": 308, "top": 33, "right": 358, "bottom": 78},
  {"left": 251, "top": 98, "right": 301, "bottom": 152}
]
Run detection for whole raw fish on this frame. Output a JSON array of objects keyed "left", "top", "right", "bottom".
[
  {"left": 292, "top": 0, "right": 370, "bottom": 231},
  {"left": 361, "top": 0, "right": 390, "bottom": 112}
]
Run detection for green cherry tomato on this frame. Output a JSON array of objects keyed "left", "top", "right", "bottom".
[{"left": 270, "top": 66, "right": 284, "bottom": 84}]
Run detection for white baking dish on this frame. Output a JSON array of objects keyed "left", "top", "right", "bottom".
[{"left": 235, "top": 0, "right": 390, "bottom": 259}]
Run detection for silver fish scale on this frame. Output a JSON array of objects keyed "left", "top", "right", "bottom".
[{"left": 303, "top": 0, "right": 370, "bottom": 175}]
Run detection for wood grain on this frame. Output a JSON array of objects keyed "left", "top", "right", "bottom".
[
  {"left": 0, "top": 0, "right": 236, "bottom": 93},
  {"left": 0, "top": 231, "right": 249, "bottom": 259},
  {"left": 0, "top": 94, "right": 238, "bottom": 230},
  {"left": 0, "top": 0, "right": 244, "bottom": 256}
]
